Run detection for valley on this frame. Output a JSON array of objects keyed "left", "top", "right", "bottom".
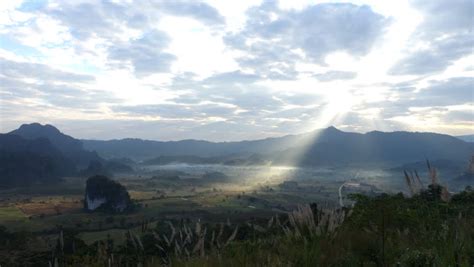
[{"left": 0, "top": 123, "right": 472, "bottom": 266}]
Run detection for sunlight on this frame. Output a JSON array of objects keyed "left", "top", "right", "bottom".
[{"left": 250, "top": 88, "right": 359, "bottom": 185}]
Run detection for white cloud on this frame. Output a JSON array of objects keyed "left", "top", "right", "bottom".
[{"left": 0, "top": 0, "right": 472, "bottom": 139}]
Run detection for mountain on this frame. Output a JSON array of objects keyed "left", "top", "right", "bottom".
[
  {"left": 0, "top": 134, "right": 75, "bottom": 187},
  {"left": 83, "top": 132, "right": 311, "bottom": 160},
  {"left": 142, "top": 154, "right": 269, "bottom": 166},
  {"left": 6, "top": 123, "right": 471, "bottom": 169},
  {"left": 274, "top": 128, "right": 474, "bottom": 166},
  {"left": 9, "top": 123, "right": 102, "bottom": 168},
  {"left": 457, "top": 134, "right": 474, "bottom": 143},
  {"left": 83, "top": 127, "right": 473, "bottom": 166}
]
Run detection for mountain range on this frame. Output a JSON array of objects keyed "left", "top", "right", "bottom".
[
  {"left": 1, "top": 123, "right": 473, "bottom": 187},
  {"left": 83, "top": 126, "right": 473, "bottom": 166}
]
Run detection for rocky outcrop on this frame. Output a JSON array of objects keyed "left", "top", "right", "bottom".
[{"left": 84, "top": 175, "right": 132, "bottom": 213}]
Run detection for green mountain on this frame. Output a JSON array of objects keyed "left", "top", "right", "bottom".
[{"left": 0, "top": 134, "right": 75, "bottom": 187}]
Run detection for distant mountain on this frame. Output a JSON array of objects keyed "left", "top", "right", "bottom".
[
  {"left": 83, "top": 127, "right": 473, "bottom": 166},
  {"left": 142, "top": 154, "right": 269, "bottom": 166},
  {"left": 274, "top": 128, "right": 474, "bottom": 166},
  {"left": 390, "top": 159, "right": 466, "bottom": 173},
  {"left": 10, "top": 123, "right": 102, "bottom": 168},
  {"left": 83, "top": 132, "right": 311, "bottom": 160},
  {"left": 0, "top": 134, "right": 75, "bottom": 187},
  {"left": 457, "top": 134, "right": 474, "bottom": 143},
  {"left": 6, "top": 123, "right": 471, "bottom": 169}
]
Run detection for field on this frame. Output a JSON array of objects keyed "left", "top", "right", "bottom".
[
  {"left": 0, "top": 165, "right": 380, "bottom": 238},
  {"left": 1, "top": 163, "right": 471, "bottom": 266}
]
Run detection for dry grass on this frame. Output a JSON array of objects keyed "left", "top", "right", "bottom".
[{"left": 17, "top": 201, "right": 82, "bottom": 217}]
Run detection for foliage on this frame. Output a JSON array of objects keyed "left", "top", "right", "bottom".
[{"left": 1, "top": 188, "right": 473, "bottom": 266}]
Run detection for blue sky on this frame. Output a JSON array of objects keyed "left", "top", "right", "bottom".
[{"left": 0, "top": 0, "right": 472, "bottom": 141}]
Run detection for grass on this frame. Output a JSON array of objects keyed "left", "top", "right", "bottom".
[
  {"left": 79, "top": 228, "right": 128, "bottom": 245},
  {"left": 1, "top": 187, "right": 473, "bottom": 266},
  {"left": 0, "top": 206, "right": 27, "bottom": 222}
]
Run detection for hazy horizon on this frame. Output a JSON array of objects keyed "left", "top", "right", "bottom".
[{"left": 2, "top": 122, "right": 472, "bottom": 143}]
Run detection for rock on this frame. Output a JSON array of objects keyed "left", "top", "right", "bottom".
[{"left": 84, "top": 175, "right": 132, "bottom": 213}]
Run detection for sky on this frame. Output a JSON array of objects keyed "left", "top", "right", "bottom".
[{"left": 0, "top": 0, "right": 472, "bottom": 141}]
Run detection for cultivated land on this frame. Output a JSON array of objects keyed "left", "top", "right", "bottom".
[
  {"left": 0, "top": 165, "right": 376, "bottom": 241},
  {"left": 1, "top": 163, "right": 472, "bottom": 266}
]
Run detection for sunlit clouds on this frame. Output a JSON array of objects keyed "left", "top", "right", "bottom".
[{"left": 0, "top": 0, "right": 472, "bottom": 140}]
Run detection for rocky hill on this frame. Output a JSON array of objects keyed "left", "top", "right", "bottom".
[
  {"left": 0, "top": 134, "right": 75, "bottom": 187},
  {"left": 84, "top": 175, "right": 133, "bottom": 213},
  {"left": 10, "top": 123, "right": 102, "bottom": 168}
]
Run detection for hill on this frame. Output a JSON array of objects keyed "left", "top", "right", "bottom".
[
  {"left": 6, "top": 123, "right": 472, "bottom": 168},
  {"left": 9, "top": 123, "right": 102, "bottom": 168},
  {"left": 457, "top": 134, "right": 474, "bottom": 143},
  {"left": 0, "top": 134, "right": 75, "bottom": 187},
  {"left": 84, "top": 175, "right": 133, "bottom": 213},
  {"left": 274, "top": 128, "right": 474, "bottom": 166},
  {"left": 83, "top": 127, "right": 473, "bottom": 166},
  {"left": 82, "top": 133, "right": 306, "bottom": 160}
]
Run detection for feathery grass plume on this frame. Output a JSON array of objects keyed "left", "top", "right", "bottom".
[
  {"left": 404, "top": 170, "right": 415, "bottom": 196},
  {"left": 224, "top": 226, "right": 239, "bottom": 247},
  {"left": 411, "top": 171, "right": 420, "bottom": 192},
  {"left": 414, "top": 170, "right": 423, "bottom": 188},
  {"left": 167, "top": 221, "right": 176, "bottom": 241},
  {"left": 210, "top": 230, "right": 215, "bottom": 247},
  {"left": 441, "top": 186, "right": 450, "bottom": 202},
  {"left": 132, "top": 232, "right": 144, "bottom": 251},
  {"left": 427, "top": 160, "right": 438, "bottom": 185},
  {"left": 284, "top": 204, "right": 348, "bottom": 239},
  {"left": 276, "top": 214, "right": 282, "bottom": 227},
  {"left": 195, "top": 220, "right": 201, "bottom": 235},
  {"left": 174, "top": 240, "right": 181, "bottom": 255},
  {"left": 267, "top": 216, "right": 274, "bottom": 229}
]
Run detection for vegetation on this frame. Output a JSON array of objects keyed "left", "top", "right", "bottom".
[
  {"left": 1, "top": 123, "right": 472, "bottom": 265},
  {"left": 0, "top": 134, "right": 75, "bottom": 187},
  {"left": 1, "top": 182, "right": 472, "bottom": 266}
]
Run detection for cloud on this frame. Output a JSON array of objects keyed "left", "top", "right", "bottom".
[
  {"left": 47, "top": 2, "right": 123, "bottom": 41},
  {"left": 443, "top": 110, "right": 473, "bottom": 123},
  {"left": 158, "top": 1, "right": 225, "bottom": 25},
  {"left": 45, "top": 1, "right": 226, "bottom": 77},
  {"left": 0, "top": 58, "right": 117, "bottom": 110},
  {"left": 168, "top": 70, "right": 285, "bottom": 114},
  {"left": 0, "top": 1, "right": 471, "bottom": 139},
  {"left": 411, "top": 0, "right": 473, "bottom": 37},
  {"left": 414, "top": 77, "right": 474, "bottom": 106},
  {"left": 225, "top": 2, "right": 388, "bottom": 79},
  {"left": 113, "top": 103, "right": 236, "bottom": 119},
  {"left": 108, "top": 30, "right": 176, "bottom": 76},
  {"left": 202, "top": 70, "right": 260, "bottom": 85},
  {"left": 358, "top": 77, "right": 473, "bottom": 121},
  {"left": 0, "top": 57, "right": 94, "bottom": 83},
  {"left": 389, "top": 0, "right": 473, "bottom": 75},
  {"left": 389, "top": 33, "right": 473, "bottom": 75},
  {"left": 314, "top": 71, "right": 357, "bottom": 82}
]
